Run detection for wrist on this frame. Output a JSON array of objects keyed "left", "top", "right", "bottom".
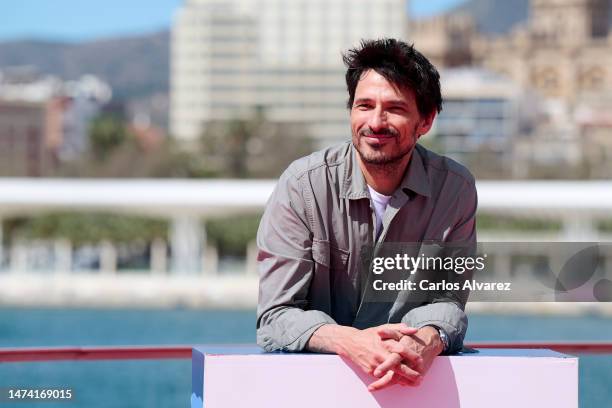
[
  {"left": 420, "top": 325, "right": 445, "bottom": 355},
  {"left": 308, "top": 324, "right": 359, "bottom": 356},
  {"left": 332, "top": 326, "right": 360, "bottom": 357}
]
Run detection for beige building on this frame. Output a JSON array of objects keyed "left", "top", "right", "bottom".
[
  {"left": 476, "top": 0, "right": 612, "bottom": 105},
  {"left": 410, "top": 0, "right": 612, "bottom": 177},
  {"left": 0, "top": 98, "right": 63, "bottom": 176},
  {"left": 0, "top": 70, "right": 112, "bottom": 174},
  {"left": 433, "top": 68, "right": 529, "bottom": 174},
  {"left": 170, "top": 0, "right": 408, "bottom": 146},
  {"left": 409, "top": 13, "right": 476, "bottom": 68},
  {"left": 412, "top": 0, "right": 612, "bottom": 106}
]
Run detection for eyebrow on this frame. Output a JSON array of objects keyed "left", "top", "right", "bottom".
[{"left": 353, "top": 98, "right": 409, "bottom": 107}]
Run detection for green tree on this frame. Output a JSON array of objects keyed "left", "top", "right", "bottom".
[
  {"left": 89, "top": 114, "right": 129, "bottom": 161},
  {"left": 199, "top": 109, "right": 314, "bottom": 178},
  {"left": 5, "top": 212, "right": 168, "bottom": 245},
  {"left": 205, "top": 213, "right": 262, "bottom": 257}
]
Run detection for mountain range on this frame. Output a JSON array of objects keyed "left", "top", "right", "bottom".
[
  {"left": 1, "top": 0, "right": 610, "bottom": 102},
  {"left": 452, "top": 0, "right": 529, "bottom": 34},
  {"left": 0, "top": 31, "right": 169, "bottom": 100}
]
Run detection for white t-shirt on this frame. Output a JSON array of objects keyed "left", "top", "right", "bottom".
[{"left": 367, "top": 185, "right": 392, "bottom": 239}]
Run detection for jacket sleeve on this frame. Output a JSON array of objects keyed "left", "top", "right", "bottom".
[
  {"left": 256, "top": 168, "right": 336, "bottom": 352},
  {"left": 401, "top": 178, "right": 477, "bottom": 354}
]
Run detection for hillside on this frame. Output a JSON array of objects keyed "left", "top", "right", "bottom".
[{"left": 0, "top": 30, "right": 169, "bottom": 100}]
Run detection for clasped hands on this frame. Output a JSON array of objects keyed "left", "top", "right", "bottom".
[
  {"left": 346, "top": 323, "right": 443, "bottom": 392},
  {"left": 307, "top": 322, "right": 443, "bottom": 392}
]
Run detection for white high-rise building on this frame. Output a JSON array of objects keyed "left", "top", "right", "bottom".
[{"left": 170, "top": 0, "right": 408, "bottom": 145}]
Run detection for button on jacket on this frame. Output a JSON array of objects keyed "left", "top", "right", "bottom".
[{"left": 256, "top": 142, "right": 477, "bottom": 353}]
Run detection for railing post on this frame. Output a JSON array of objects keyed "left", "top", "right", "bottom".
[
  {"left": 10, "top": 240, "right": 27, "bottom": 274},
  {"left": 493, "top": 250, "right": 512, "bottom": 281},
  {"left": 0, "top": 217, "right": 3, "bottom": 272},
  {"left": 563, "top": 215, "right": 597, "bottom": 241},
  {"left": 99, "top": 240, "right": 117, "bottom": 274},
  {"left": 202, "top": 245, "right": 218, "bottom": 276},
  {"left": 170, "top": 215, "right": 203, "bottom": 274},
  {"left": 151, "top": 238, "right": 167, "bottom": 275},
  {"left": 246, "top": 240, "right": 258, "bottom": 275},
  {"left": 54, "top": 239, "right": 72, "bottom": 274}
]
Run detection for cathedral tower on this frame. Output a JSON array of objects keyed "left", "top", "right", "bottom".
[{"left": 530, "top": 0, "right": 610, "bottom": 44}]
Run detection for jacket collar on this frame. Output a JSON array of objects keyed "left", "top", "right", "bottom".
[{"left": 341, "top": 143, "right": 432, "bottom": 200}]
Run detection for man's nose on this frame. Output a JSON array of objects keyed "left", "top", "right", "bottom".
[{"left": 368, "top": 107, "right": 387, "bottom": 132}]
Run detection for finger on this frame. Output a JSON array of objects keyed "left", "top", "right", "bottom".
[
  {"left": 397, "top": 325, "right": 419, "bottom": 336},
  {"left": 373, "top": 353, "right": 402, "bottom": 378},
  {"left": 377, "top": 324, "right": 418, "bottom": 339},
  {"left": 368, "top": 370, "right": 395, "bottom": 392},
  {"left": 394, "top": 374, "right": 418, "bottom": 387},
  {"left": 388, "top": 370, "right": 412, "bottom": 387},
  {"left": 395, "top": 376, "right": 410, "bottom": 386},
  {"left": 389, "top": 373, "right": 411, "bottom": 387},
  {"left": 394, "top": 363, "right": 422, "bottom": 384},
  {"left": 388, "top": 323, "right": 419, "bottom": 335},
  {"left": 376, "top": 327, "right": 403, "bottom": 341},
  {"left": 384, "top": 342, "right": 423, "bottom": 366}
]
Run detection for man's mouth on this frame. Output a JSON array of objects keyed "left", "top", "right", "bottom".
[
  {"left": 359, "top": 129, "right": 398, "bottom": 140},
  {"left": 360, "top": 131, "right": 397, "bottom": 144},
  {"left": 365, "top": 134, "right": 393, "bottom": 139}
]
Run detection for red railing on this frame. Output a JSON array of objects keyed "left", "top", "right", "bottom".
[
  {"left": 466, "top": 342, "right": 612, "bottom": 354},
  {"left": 0, "top": 346, "right": 192, "bottom": 363},
  {"left": 1, "top": 342, "right": 612, "bottom": 363}
]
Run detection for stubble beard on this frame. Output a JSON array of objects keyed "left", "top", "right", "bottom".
[{"left": 353, "top": 126, "right": 418, "bottom": 172}]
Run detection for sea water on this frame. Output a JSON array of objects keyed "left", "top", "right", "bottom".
[{"left": 0, "top": 308, "right": 609, "bottom": 407}]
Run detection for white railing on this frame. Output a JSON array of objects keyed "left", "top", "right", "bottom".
[{"left": 0, "top": 179, "right": 611, "bottom": 279}]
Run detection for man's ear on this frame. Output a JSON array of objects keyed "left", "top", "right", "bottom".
[{"left": 417, "top": 111, "right": 436, "bottom": 137}]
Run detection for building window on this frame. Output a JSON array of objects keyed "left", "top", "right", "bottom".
[{"left": 579, "top": 66, "right": 606, "bottom": 90}]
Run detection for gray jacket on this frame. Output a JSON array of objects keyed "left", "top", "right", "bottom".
[{"left": 256, "top": 142, "right": 477, "bottom": 353}]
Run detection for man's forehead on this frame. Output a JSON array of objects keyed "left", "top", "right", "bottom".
[{"left": 355, "top": 69, "right": 415, "bottom": 100}]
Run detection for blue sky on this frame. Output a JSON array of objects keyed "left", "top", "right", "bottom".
[{"left": 0, "top": 0, "right": 465, "bottom": 43}]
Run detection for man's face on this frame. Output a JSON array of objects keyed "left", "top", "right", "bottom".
[{"left": 350, "top": 69, "right": 434, "bottom": 166}]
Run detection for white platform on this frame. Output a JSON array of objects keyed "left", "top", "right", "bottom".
[{"left": 191, "top": 346, "right": 578, "bottom": 408}]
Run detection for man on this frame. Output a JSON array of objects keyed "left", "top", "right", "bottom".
[{"left": 256, "top": 39, "right": 477, "bottom": 391}]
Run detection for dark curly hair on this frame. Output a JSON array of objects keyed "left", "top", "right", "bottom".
[{"left": 343, "top": 38, "right": 443, "bottom": 117}]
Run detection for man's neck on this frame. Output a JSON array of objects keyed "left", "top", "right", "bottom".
[{"left": 357, "top": 151, "right": 412, "bottom": 196}]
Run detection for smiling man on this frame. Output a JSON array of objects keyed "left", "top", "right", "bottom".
[{"left": 256, "top": 39, "right": 477, "bottom": 391}]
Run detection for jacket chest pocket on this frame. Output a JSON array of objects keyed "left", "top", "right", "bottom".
[
  {"left": 310, "top": 239, "right": 354, "bottom": 323},
  {"left": 312, "top": 239, "right": 350, "bottom": 272}
]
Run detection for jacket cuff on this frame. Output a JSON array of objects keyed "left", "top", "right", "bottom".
[
  {"left": 257, "top": 310, "right": 337, "bottom": 352},
  {"left": 400, "top": 302, "right": 468, "bottom": 354}
]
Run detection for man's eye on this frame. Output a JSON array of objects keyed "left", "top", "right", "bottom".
[{"left": 355, "top": 104, "right": 372, "bottom": 110}]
